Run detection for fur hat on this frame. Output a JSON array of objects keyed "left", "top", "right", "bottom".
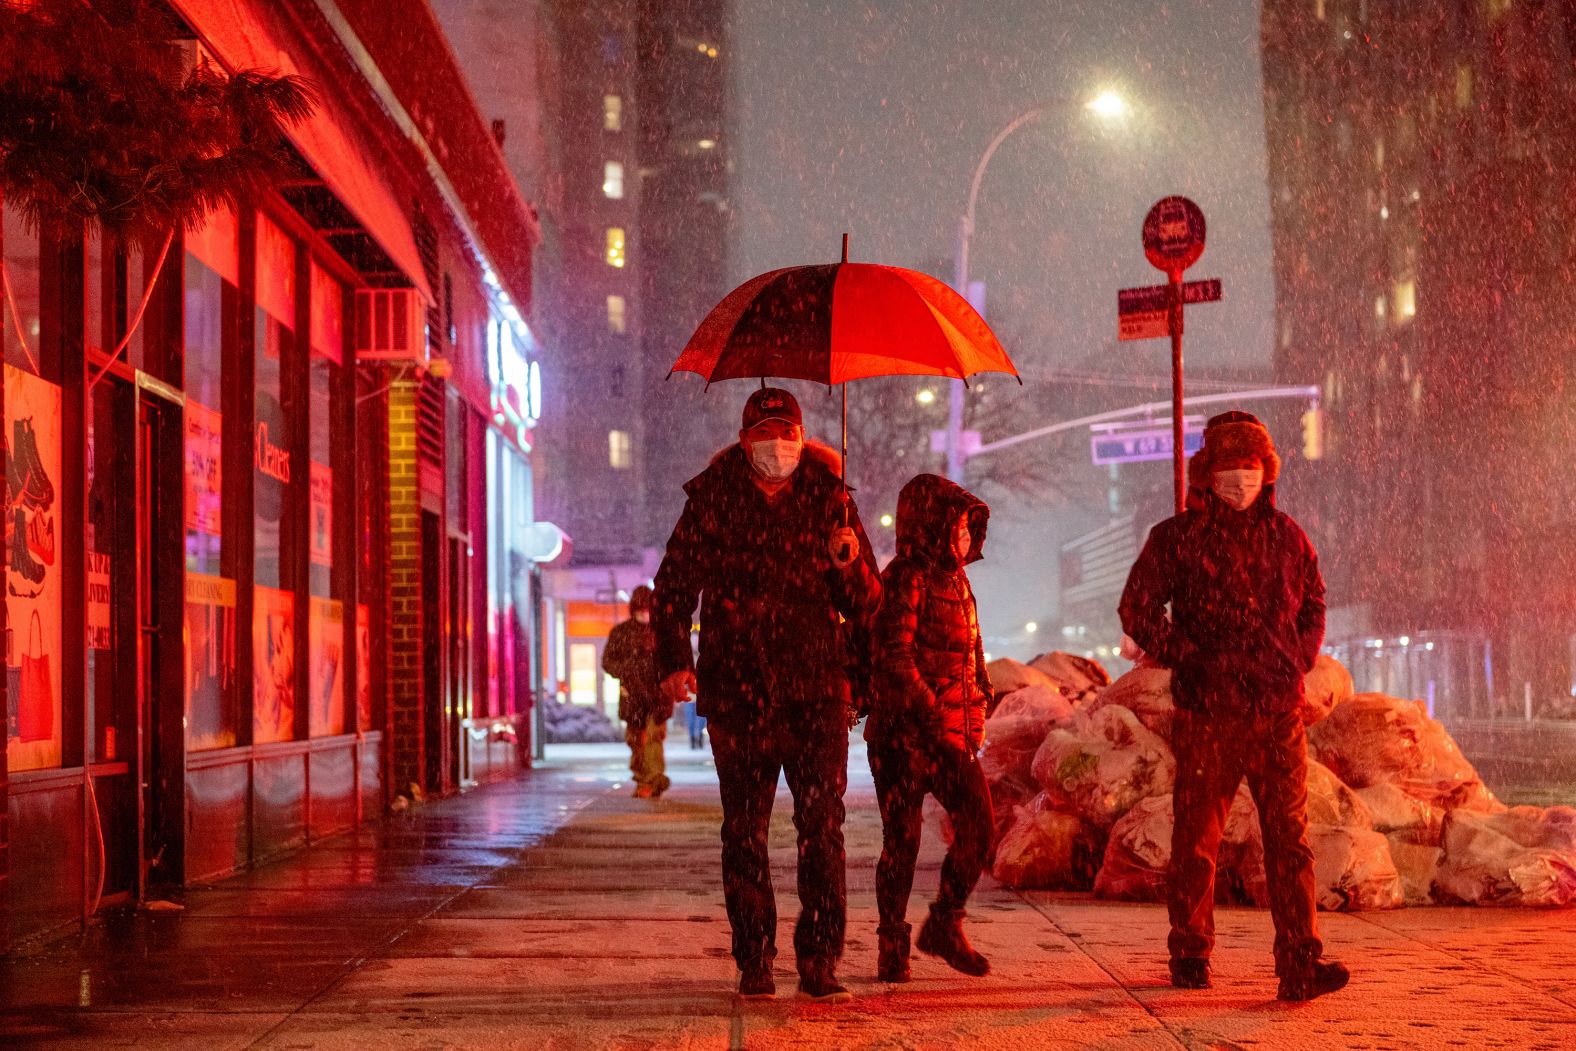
[{"left": 1187, "top": 410, "right": 1280, "bottom": 492}]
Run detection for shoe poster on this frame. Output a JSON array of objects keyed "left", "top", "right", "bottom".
[
  {"left": 308, "top": 595, "right": 343, "bottom": 737},
  {"left": 252, "top": 584, "right": 296, "bottom": 743},
  {"left": 5, "top": 363, "right": 62, "bottom": 771}
]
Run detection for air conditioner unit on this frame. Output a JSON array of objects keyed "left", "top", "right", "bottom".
[{"left": 354, "top": 288, "right": 428, "bottom": 368}]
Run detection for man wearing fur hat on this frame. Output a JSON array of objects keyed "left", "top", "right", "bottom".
[
  {"left": 652, "top": 387, "right": 881, "bottom": 1003},
  {"left": 1118, "top": 410, "right": 1349, "bottom": 1001}
]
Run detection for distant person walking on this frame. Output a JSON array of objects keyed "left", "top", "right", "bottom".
[
  {"left": 602, "top": 586, "right": 669, "bottom": 798},
  {"left": 1119, "top": 411, "right": 1349, "bottom": 1001},
  {"left": 652, "top": 387, "right": 880, "bottom": 1003},
  {"left": 866, "top": 474, "right": 995, "bottom": 984}
]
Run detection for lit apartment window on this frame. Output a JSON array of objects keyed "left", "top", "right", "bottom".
[
  {"left": 1393, "top": 279, "right": 1417, "bottom": 321},
  {"left": 605, "top": 227, "right": 626, "bottom": 268},
  {"left": 606, "top": 294, "right": 627, "bottom": 334},
  {"left": 603, "top": 160, "right": 624, "bottom": 199},
  {"left": 603, "top": 94, "right": 622, "bottom": 132},
  {"left": 1455, "top": 64, "right": 1473, "bottom": 109},
  {"left": 609, "top": 430, "right": 632, "bottom": 469}
]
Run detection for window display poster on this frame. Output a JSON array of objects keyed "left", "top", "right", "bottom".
[
  {"left": 252, "top": 584, "right": 296, "bottom": 743},
  {"left": 5, "top": 364, "right": 63, "bottom": 771},
  {"left": 184, "top": 400, "right": 222, "bottom": 536},
  {"left": 185, "top": 572, "right": 237, "bottom": 750},
  {"left": 356, "top": 602, "right": 372, "bottom": 731},
  {"left": 309, "top": 596, "right": 343, "bottom": 737},
  {"left": 309, "top": 460, "right": 332, "bottom": 565},
  {"left": 87, "top": 551, "right": 111, "bottom": 649}
]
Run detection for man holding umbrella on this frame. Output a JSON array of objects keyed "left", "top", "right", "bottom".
[{"left": 653, "top": 387, "right": 880, "bottom": 1003}]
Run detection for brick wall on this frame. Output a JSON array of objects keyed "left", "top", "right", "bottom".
[{"left": 385, "top": 378, "right": 426, "bottom": 796}]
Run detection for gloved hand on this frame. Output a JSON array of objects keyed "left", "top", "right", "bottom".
[
  {"left": 661, "top": 670, "right": 696, "bottom": 708},
  {"left": 829, "top": 526, "right": 859, "bottom": 569}
]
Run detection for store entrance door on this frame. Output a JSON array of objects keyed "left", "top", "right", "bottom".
[{"left": 134, "top": 375, "right": 185, "bottom": 896}]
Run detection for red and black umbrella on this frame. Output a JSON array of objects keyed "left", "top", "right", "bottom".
[{"left": 669, "top": 236, "right": 1019, "bottom": 480}]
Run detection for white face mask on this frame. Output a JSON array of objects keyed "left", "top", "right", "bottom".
[
  {"left": 1212, "top": 467, "right": 1265, "bottom": 511},
  {"left": 749, "top": 438, "right": 802, "bottom": 481},
  {"left": 954, "top": 518, "right": 972, "bottom": 560},
  {"left": 633, "top": 610, "right": 650, "bottom": 624}
]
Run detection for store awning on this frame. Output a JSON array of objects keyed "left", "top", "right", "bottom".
[{"left": 169, "top": 0, "right": 435, "bottom": 304}]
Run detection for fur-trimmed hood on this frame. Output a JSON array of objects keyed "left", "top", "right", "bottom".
[
  {"left": 684, "top": 438, "right": 846, "bottom": 499},
  {"left": 1186, "top": 410, "right": 1282, "bottom": 495}
]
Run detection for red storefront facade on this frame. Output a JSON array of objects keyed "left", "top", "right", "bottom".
[{"left": 0, "top": 0, "right": 542, "bottom": 948}]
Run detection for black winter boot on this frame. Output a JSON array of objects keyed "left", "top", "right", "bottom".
[
  {"left": 877, "top": 922, "right": 911, "bottom": 983},
  {"left": 1169, "top": 957, "right": 1212, "bottom": 989},
  {"left": 916, "top": 905, "right": 989, "bottom": 977},
  {"left": 1277, "top": 957, "right": 1350, "bottom": 1001}
]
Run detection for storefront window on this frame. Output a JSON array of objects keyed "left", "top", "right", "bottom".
[
  {"left": 253, "top": 214, "right": 297, "bottom": 744},
  {"left": 308, "top": 261, "right": 345, "bottom": 737},
  {"left": 183, "top": 208, "right": 239, "bottom": 750},
  {"left": 4, "top": 203, "right": 64, "bottom": 771},
  {"left": 87, "top": 379, "right": 135, "bottom": 763}
]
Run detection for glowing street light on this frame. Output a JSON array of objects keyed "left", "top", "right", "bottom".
[
  {"left": 1085, "top": 90, "right": 1128, "bottom": 119},
  {"left": 915, "top": 388, "right": 936, "bottom": 405},
  {"left": 879, "top": 513, "right": 894, "bottom": 528},
  {"left": 1025, "top": 621, "right": 1039, "bottom": 634}
]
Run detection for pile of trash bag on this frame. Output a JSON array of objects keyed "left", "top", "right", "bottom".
[
  {"left": 541, "top": 699, "right": 623, "bottom": 744},
  {"left": 978, "top": 650, "right": 1576, "bottom": 912}
]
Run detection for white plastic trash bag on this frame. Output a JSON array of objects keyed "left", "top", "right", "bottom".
[
  {"left": 1306, "top": 759, "right": 1374, "bottom": 829},
  {"left": 1091, "top": 666, "right": 1176, "bottom": 741},
  {"left": 980, "top": 684, "right": 1080, "bottom": 802},
  {"left": 985, "top": 657, "right": 1058, "bottom": 698},
  {"left": 1299, "top": 654, "right": 1355, "bottom": 725},
  {"left": 1309, "top": 824, "right": 1404, "bottom": 911},
  {"left": 1031, "top": 705, "right": 1175, "bottom": 829},
  {"left": 990, "top": 796, "right": 1100, "bottom": 890},
  {"left": 1309, "top": 693, "right": 1499, "bottom": 814},
  {"left": 1093, "top": 787, "right": 1266, "bottom": 905},
  {"left": 1028, "top": 652, "right": 1111, "bottom": 704},
  {"left": 1434, "top": 806, "right": 1576, "bottom": 907},
  {"left": 1386, "top": 834, "right": 1442, "bottom": 905}
]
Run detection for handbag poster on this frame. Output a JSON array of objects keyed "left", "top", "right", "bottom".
[{"left": 5, "top": 364, "right": 62, "bottom": 771}]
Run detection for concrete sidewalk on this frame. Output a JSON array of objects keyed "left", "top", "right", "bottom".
[{"left": 5, "top": 739, "right": 1576, "bottom": 1049}]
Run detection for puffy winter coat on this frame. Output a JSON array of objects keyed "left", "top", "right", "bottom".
[
  {"left": 1118, "top": 485, "right": 1325, "bottom": 715},
  {"left": 602, "top": 618, "right": 664, "bottom": 724},
  {"left": 652, "top": 441, "right": 881, "bottom": 726},
  {"left": 867, "top": 474, "right": 992, "bottom": 753}
]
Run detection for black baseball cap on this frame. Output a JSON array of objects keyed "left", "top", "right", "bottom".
[{"left": 741, "top": 387, "right": 802, "bottom": 430}]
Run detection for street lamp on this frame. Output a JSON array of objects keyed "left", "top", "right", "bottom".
[{"left": 946, "top": 92, "right": 1129, "bottom": 482}]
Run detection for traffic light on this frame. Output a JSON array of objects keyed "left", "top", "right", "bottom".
[{"left": 1301, "top": 407, "right": 1324, "bottom": 461}]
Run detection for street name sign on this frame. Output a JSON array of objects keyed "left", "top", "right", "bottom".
[
  {"left": 1091, "top": 427, "right": 1204, "bottom": 466},
  {"left": 1117, "top": 279, "right": 1222, "bottom": 341}
]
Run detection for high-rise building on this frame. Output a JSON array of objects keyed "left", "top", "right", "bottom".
[
  {"left": 435, "top": 0, "right": 733, "bottom": 715},
  {"left": 1261, "top": 0, "right": 1576, "bottom": 714}
]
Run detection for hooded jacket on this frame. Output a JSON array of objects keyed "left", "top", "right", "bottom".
[
  {"left": 867, "top": 474, "right": 992, "bottom": 753},
  {"left": 651, "top": 439, "right": 881, "bottom": 725},
  {"left": 1118, "top": 481, "right": 1325, "bottom": 715}
]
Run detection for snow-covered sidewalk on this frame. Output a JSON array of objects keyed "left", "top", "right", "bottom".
[{"left": 4, "top": 741, "right": 1575, "bottom": 1049}]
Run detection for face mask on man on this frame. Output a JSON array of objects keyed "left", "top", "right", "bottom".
[
  {"left": 749, "top": 438, "right": 802, "bottom": 481},
  {"left": 1212, "top": 467, "right": 1265, "bottom": 511}
]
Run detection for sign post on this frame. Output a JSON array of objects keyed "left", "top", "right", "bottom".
[{"left": 1124, "top": 196, "right": 1216, "bottom": 514}]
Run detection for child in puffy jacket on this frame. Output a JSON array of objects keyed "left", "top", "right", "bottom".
[{"left": 865, "top": 473, "right": 994, "bottom": 982}]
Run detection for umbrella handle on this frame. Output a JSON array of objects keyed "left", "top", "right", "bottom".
[{"left": 837, "top": 383, "right": 852, "bottom": 560}]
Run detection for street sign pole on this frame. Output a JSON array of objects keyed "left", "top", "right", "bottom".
[
  {"left": 1168, "top": 270, "right": 1185, "bottom": 514},
  {"left": 1131, "top": 195, "right": 1209, "bottom": 516}
]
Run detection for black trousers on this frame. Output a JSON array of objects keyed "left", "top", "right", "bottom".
[
  {"left": 708, "top": 715, "right": 848, "bottom": 973},
  {"left": 869, "top": 738, "right": 994, "bottom": 931}
]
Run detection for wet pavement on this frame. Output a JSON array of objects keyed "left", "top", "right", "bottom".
[{"left": 5, "top": 739, "right": 1576, "bottom": 1049}]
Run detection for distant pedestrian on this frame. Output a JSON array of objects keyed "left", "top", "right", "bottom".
[
  {"left": 653, "top": 387, "right": 880, "bottom": 1003},
  {"left": 602, "top": 586, "right": 670, "bottom": 798},
  {"left": 1119, "top": 411, "right": 1349, "bottom": 1001},
  {"left": 866, "top": 474, "right": 994, "bottom": 983}
]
